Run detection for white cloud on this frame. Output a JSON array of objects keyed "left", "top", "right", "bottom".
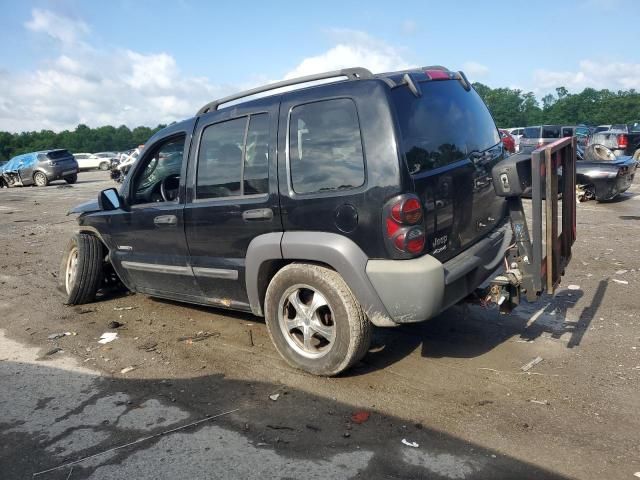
[
  {"left": 533, "top": 59, "right": 640, "bottom": 92},
  {"left": 25, "top": 8, "right": 89, "bottom": 46},
  {"left": 462, "top": 61, "right": 489, "bottom": 78},
  {"left": 284, "top": 29, "right": 411, "bottom": 78}
]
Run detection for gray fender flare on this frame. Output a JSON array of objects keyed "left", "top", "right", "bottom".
[{"left": 245, "top": 231, "right": 396, "bottom": 326}]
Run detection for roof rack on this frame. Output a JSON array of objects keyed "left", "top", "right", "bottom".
[{"left": 196, "top": 67, "right": 373, "bottom": 115}]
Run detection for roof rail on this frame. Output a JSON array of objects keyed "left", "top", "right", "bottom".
[{"left": 196, "top": 67, "right": 373, "bottom": 115}]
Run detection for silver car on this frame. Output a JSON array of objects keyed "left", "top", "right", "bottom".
[{"left": 519, "top": 125, "right": 576, "bottom": 154}]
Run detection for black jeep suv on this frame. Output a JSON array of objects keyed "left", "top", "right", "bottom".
[{"left": 61, "top": 66, "right": 512, "bottom": 376}]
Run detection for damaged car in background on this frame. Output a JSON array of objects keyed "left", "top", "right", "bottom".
[
  {"left": 575, "top": 140, "right": 638, "bottom": 202},
  {"left": 0, "top": 149, "right": 79, "bottom": 187}
]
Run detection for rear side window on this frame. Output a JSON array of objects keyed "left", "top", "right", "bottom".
[
  {"left": 562, "top": 127, "right": 574, "bottom": 137},
  {"left": 45, "top": 150, "right": 72, "bottom": 160},
  {"left": 523, "top": 127, "right": 540, "bottom": 138},
  {"left": 289, "top": 98, "right": 365, "bottom": 194},
  {"left": 391, "top": 81, "right": 500, "bottom": 175},
  {"left": 197, "top": 114, "right": 270, "bottom": 199},
  {"left": 542, "top": 126, "right": 560, "bottom": 138}
]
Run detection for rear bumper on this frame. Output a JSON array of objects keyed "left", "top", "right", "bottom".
[
  {"left": 41, "top": 163, "right": 79, "bottom": 179},
  {"left": 577, "top": 157, "right": 637, "bottom": 200},
  {"left": 366, "top": 221, "right": 513, "bottom": 324}
]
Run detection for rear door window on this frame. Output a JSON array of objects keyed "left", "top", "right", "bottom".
[
  {"left": 391, "top": 81, "right": 500, "bottom": 175},
  {"left": 542, "top": 126, "right": 561, "bottom": 138},
  {"left": 288, "top": 98, "right": 365, "bottom": 194}
]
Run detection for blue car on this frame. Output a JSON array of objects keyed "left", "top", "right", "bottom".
[{"left": 0, "top": 149, "right": 79, "bottom": 187}]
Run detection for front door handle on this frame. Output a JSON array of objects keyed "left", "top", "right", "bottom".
[
  {"left": 242, "top": 208, "right": 273, "bottom": 221},
  {"left": 154, "top": 214, "right": 178, "bottom": 226}
]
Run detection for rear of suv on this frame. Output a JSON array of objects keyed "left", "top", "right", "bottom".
[
  {"left": 60, "top": 66, "right": 516, "bottom": 376},
  {"left": 1, "top": 149, "right": 78, "bottom": 187}
]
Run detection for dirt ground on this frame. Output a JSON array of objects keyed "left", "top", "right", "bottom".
[{"left": 0, "top": 170, "right": 638, "bottom": 479}]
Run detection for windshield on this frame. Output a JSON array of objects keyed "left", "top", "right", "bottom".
[
  {"left": 391, "top": 80, "right": 500, "bottom": 175},
  {"left": 523, "top": 127, "right": 540, "bottom": 139}
]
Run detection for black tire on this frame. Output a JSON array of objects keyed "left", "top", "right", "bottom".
[
  {"left": 58, "top": 233, "right": 103, "bottom": 305},
  {"left": 33, "top": 171, "right": 48, "bottom": 187},
  {"left": 64, "top": 174, "right": 78, "bottom": 184},
  {"left": 633, "top": 149, "right": 640, "bottom": 161},
  {"left": 98, "top": 161, "right": 110, "bottom": 171},
  {"left": 264, "top": 263, "right": 371, "bottom": 376}
]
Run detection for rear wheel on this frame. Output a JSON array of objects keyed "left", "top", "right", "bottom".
[
  {"left": 64, "top": 174, "right": 78, "bottom": 184},
  {"left": 633, "top": 149, "right": 640, "bottom": 161},
  {"left": 264, "top": 263, "right": 371, "bottom": 376},
  {"left": 59, "top": 233, "right": 103, "bottom": 305},
  {"left": 98, "top": 161, "right": 110, "bottom": 171},
  {"left": 33, "top": 171, "right": 48, "bottom": 187}
]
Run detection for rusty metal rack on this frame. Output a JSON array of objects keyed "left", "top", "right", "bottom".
[{"left": 488, "top": 136, "right": 577, "bottom": 311}]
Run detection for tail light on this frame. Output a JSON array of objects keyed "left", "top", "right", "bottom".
[
  {"left": 425, "top": 69, "right": 450, "bottom": 80},
  {"left": 617, "top": 134, "right": 628, "bottom": 149},
  {"left": 384, "top": 194, "right": 425, "bottom": 257}
]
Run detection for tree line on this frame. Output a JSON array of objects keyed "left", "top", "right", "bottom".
[
  {"left": 473, "top": 83, "right": 640, "bottom": 128},
  {"left": 1, "top": 84, "right": 640, "bottom": 161},
  {"left": 0, "top": 124, "right": 165, "bottom": 162}
]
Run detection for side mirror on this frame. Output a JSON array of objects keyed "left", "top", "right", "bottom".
[{"left": 99, "top": 188, "right": 122, "bottom": 211}]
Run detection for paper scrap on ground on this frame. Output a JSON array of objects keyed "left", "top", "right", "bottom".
[
  {"left": 98, "top": 332, "right": 118, "bottom": 344},
  {"left": 521, "top": 356, "right": 543, "bottom": 372},
  {"left": 269, "top": 394, "right": 280, "bottom": 401},
  {"left": 401, "top": 439, "right": 419, "bottom": 448},
  {"left": 120, "top": 366, "right": 136, "bottom": 374},
  {"left": 612, "top": 279, "right": 628, "bottom": 285},
  {"left": 567, "top": 285, "right": 580, "bottom": 290}
]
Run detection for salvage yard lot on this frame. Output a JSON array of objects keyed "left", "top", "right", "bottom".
[{"left": 0, "top": 171, "right": 639, "bottom": 479}]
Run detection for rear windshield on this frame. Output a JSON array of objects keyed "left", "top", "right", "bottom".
[
  {"left": 45, "top": 149, "right": 72, "bottom": 160},
  {"left": 391, "top": 81, "right": 500, "bottom": 175},
  {"left": 523, "top": 127, "right": 540, "bottom": 138},
  {"left": 542, "top": 126, "right": 561, "bottom": 138}
]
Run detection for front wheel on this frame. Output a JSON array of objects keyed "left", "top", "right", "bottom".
[
  {"left": 98, "top": 161, "right": 110, "bottom": 171},
  {"left": 264, "top": 263, "right": 371, "bottom": 376},
  {"left": 58, "top": 233, "right": 103, "bottom": 305},
  {"left": 64, "top": 174, "right": 78, "bottom": 184},
  {"left": 33, "top": 171, "right": 48, "bottom": 187}
]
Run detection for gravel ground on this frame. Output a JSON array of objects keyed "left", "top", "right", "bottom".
[{"left": 0, "top": 171, "right": 638, "bottom": 479}]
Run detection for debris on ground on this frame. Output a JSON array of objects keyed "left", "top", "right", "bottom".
[
  {"left": 266, "top": 424, "right": 294, "bottom": 431},
  {"left": 612, "top": 279, "right": 629, "bottom": 285},
  {"left": 74, "top": 307, "right": 95, "bottom": 314},
  {"left": 178, "top": 331, "right": 220, "bottom": 343},
  {"left": 401, "top": 439, "right": 419, "bottom": 448},
  {"left": 44, "top": 347, "right": 62, "bottom": 356},
  {"left": 120, "top": 366, "right": 136, "bottom": 374},
  {"left": 98, "top": 332, "right": 118, "bottom": 344},
  {"left": 567, "top": 284, "right": 581, "bottom": 290},
  {"left": 521, "top": 356, "right": 544, "bottom": 372},
  {"left": 615, "top": 269, "right": 627, "bottom": 275},
  {"left": 108, "top": 321, "right": 124, "bottom": 329},
  {"left": 137, "top": 340, "right": 158, "bottom": 352},
  {"left": 529, "top": 399, "right": 550, "bottom": 405},
  {"left": 269, "top": 393, "right": 280, "bottom": 401},
  {"left": 113, "top": 306, "right": 135, "bottom": 311},
  {"left": 48, "top": 332, "right": 74, "bottom": 340},
  {"left": 350, "top": 411, "right": 370, "bottom": 424},
  {"left": 305, "top": 424, "right": 320, "bottom": 432},
  {"left": 343, "top": 432, "right": 351, "bottom": 438}
]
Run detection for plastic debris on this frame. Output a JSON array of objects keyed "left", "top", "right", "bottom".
[
  {"left": 633, "top": 472, "right": 640, "bottom": 478},
  {"left": 48, "top": 332, "right": 73, "bottom": 340},
  {"left": 567, "top": 285, "right": 580, "bottom": 290},
  {"left": 108, "top": 321, "right": 124, "bottom": 329},
  {"left": 350, "top": 411, "right": 370, "bottom": 424},
  {"left": 120, "top": 366, "right": 136, "bottom": 374},
  {"left": 529, "top": 399, "right": 550, "bottom": 405},
  {"left": 98, "top": 332, "right": 118, "bottom": 344},
  {"left": 401, "top": 439, "right": 419, "bottom": 448},
  {"left": 113, "top": 306, "right": 135, "bottom": 311},
  {"left": 269, "top": 393, "right": 280, "bottom": 401},
  {"left": 612, "top": 279, "right": 629, "bottom": 285},
  {"left": 178, "top": 331, "right": 220, "bottom": 343},
  {"left": 615, "top": 269, "right": 627, "bottom": 275},
  {"left": 521, "top": 356, "right": 543, "bottom": 372}
]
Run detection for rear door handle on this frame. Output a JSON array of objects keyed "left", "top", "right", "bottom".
[
  {"left": 242, "top": 208, "right": 273, "bottom": 221},
  {"left": 154, "top": 214, "right": 178, "bottom": 226}
]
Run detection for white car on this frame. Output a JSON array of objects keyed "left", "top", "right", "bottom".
[
  {"left": 74, "top": 152, "right": 115, "bottom": 171},
  {"left": 506, "top": 128, "right": 525, "bottom": 152}
]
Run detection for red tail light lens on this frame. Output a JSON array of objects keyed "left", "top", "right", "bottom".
[
  {"left": 425, "top": 69, "right": 450, "bottom": 80},
  {"left": 617, "top": 134, "right": 628, "bottom": 149},
  {"left": 384, "top": 195, "right": 425, "bottom": 257}
]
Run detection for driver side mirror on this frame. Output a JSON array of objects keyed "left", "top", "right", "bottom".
[{"left": 99, "top": 188, "right": 122, "bottom": 211}]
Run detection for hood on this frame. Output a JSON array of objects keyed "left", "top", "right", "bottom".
[{"left": 67, "top": 199, "right": 100, "bottom": 216}]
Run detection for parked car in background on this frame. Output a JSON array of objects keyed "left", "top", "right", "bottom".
[
  {"left": 88, "top": 152, "right": 118, "bottom": 171},
  {"left": 594, "top": 125, "right": 611, "bottom": 134},
  {"left": 73, "top": 153, "right": 95, "bottom": 170},
  {"left": 577, "top": 144, "right": 637, "bottom": 201},
  {"left": 499, "top": 129, "right": 515, "bottom": 153},
  {"left": 519, "top": 125, "right": 580, "bottom": 153},
  {"left": 586, "top": 123, "right": 640, "bottom": 159},
  {"left": 0, "top": 149, "right": 78, "bottom": 187}
]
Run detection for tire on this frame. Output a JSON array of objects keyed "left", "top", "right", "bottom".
[
  {"left": 633, "top": 149, "right": 640, "bottom": 161},
  {"left": 58, "top": 233, "right": 103, "bottom": 305},
  {"left": 98, "top": 161, "right": 110, "bottom": 171},
  {"left": 33, "top": 171, "right": 49, "bottom": 187},
  {"left": 64, "top": 174, "right": 78, "bottom": 184},
  {"left": 264, "top": 263, "right": 371, "bottom": 376}
]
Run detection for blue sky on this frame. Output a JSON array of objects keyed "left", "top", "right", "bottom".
[{"left": 1, "top": 0, "right": 638, "bottom": 131}]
